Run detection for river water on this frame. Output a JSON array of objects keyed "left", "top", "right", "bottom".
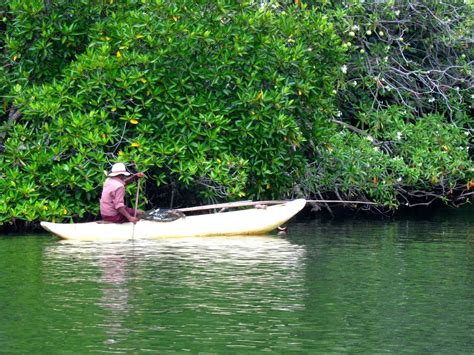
[{"left": 1, "top": 208, "right": 473, "bottom": 353}]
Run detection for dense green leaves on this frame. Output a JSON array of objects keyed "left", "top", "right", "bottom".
[
  {"left": 0, "top": 0, "right": 471, "bottom": 227},
  {"left": 301, "top": 107, "right": 471, "bottom": 208},
  {"left": 297, "top": 0, "right": 473, "bottom": 208},
  {"left": 0, "top": 0, "right": 344, "bottom": 224}
]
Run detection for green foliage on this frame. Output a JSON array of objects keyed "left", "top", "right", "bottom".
[
  {"left": 319, "top": 136, "right": 404, "bottom": 208},
  {"left": 296, "top": 0, "right": 472, "bottom": 209},
  {"left": 301, "top": 107, "right": 472, "bottom": 208},
  {"left": 0, "top": 0, "right": 345, "bottom": 224},
  {"left": 0, "top": 0, "right": 471, "bottom": 227},
  {"left": 332, "top": 0, "right": 473, "bottom": 119},
  {"left": 358, "top": 108, "right": 471, "bottom": 188},
  {"left": 0, "top": 0, "right": 111, "bottom": 107}
]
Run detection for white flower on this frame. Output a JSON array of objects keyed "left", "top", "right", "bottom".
[
  {"left": 396, "top": 132, "right": 402, "bottom": 140},
  {"left": 397, "top": 177, "right": 402, "bottom": 182},
  {"left": 352, "top": 80, "right": 358, "bottom": 86},
  {"left": 336, "top": 111, "right": 342, "bottom": 117},
  {"left": 428, "top": 97, "right": 435, "bottom": 103},
  {"left": 366, "top": 136, "right": 374, "bottom": 143},
  {"left": 395, "top": 10, "right": 400, "bottom": 16},
  {"left": 352, "top": 25, "right": 360, "bottom": 31},
  {"left": 341, "top": 65, "right": 348, "bottom": 74}
]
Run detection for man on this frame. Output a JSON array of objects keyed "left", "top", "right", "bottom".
[{"left": 100, "top": 163, "right": 144, "bottom": 223}]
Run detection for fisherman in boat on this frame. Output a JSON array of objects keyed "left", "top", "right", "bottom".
[{"left": 100, "top": 163, "right": 145, "bottom": 224}]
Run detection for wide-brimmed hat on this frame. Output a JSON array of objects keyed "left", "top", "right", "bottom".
[{"left": 108, "top": 163, "right": 131, "bottom": 177}]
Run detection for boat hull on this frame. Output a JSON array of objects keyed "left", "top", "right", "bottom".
[{"left": 40, "top": 199, "right": 306, "bottom": 242}]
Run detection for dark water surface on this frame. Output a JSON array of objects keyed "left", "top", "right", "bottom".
[{"left": 1, "top": 209, "right": 473, "bottom": 353}]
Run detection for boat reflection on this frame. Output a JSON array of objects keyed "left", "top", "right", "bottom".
[
  {"left": 43, "top": 235, "right": 307, "bottom": 348},
  {"left": 49, "top": 235, "right": 306, "bottom": 266}
]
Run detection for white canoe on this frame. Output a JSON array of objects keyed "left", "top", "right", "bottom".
[{"left": 40, "top": 199, "right": 306, "bottom": 242}]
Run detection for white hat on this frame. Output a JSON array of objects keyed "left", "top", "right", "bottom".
[{"left": 108, "top": 163, "right": 131, "bottom": 177}]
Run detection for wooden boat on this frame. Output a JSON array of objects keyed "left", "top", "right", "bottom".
[{"left": 40, "top": 199, "right": 306, "bottom": 242}]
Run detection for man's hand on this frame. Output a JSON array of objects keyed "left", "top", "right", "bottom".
[
  {"left": 124, "top": 172, "right": 145, "bottom": 185},
  {"left": 128, "top": 216, "right": 139, "bottom": 224},
  {"left": 118, "top": 206, "right": 140, "bottom": 223}
]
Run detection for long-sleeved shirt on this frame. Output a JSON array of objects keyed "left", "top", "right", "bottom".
[{"left": 100, "top": 177, "right": 126, "bottom": 217}]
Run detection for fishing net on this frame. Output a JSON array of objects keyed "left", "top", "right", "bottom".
[{"left": 141, "top": 208, "right": 186, "bottom": 222}]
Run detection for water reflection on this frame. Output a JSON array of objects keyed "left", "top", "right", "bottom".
[
  {"left": 3, "top": 210, "right": 474, "bottom": 353},
  {"left": 43, "top": 236, "right": 307, "bottom": 352},
  {"left": 97, "top": 249, "right": 131, "bottom": 346},
  {"left": 48, "top": 235, "right": 306, "bottom": 266},
  {"left": 99, "top": 253, "right": 128, "bottom": 311}
]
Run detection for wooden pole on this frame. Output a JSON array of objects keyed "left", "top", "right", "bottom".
[
  {"left": 134, "top": 178, "right": 141, "bottom": 218},
  {"left": 306, "top": 199, "right": 377, "bottom": 205},
  {"left": 176, "top": 199, "right": 377, "bottom": 213},
  {"left": 132, "top": 178, "right": 141, "bottom": 240}
]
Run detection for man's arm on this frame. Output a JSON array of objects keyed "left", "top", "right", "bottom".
[
  {"left": 118, "top": 206, "right": 138, "bottom": 224},
  {"left": 112, "top": 186, "right": 137, "bottom": 223},
  {"left": 124, "top": 172, "right": 145, "bottom": 186}
]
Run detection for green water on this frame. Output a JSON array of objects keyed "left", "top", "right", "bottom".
[{"left": 1, "top": 210, "right": 473, "bottom": 353}]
